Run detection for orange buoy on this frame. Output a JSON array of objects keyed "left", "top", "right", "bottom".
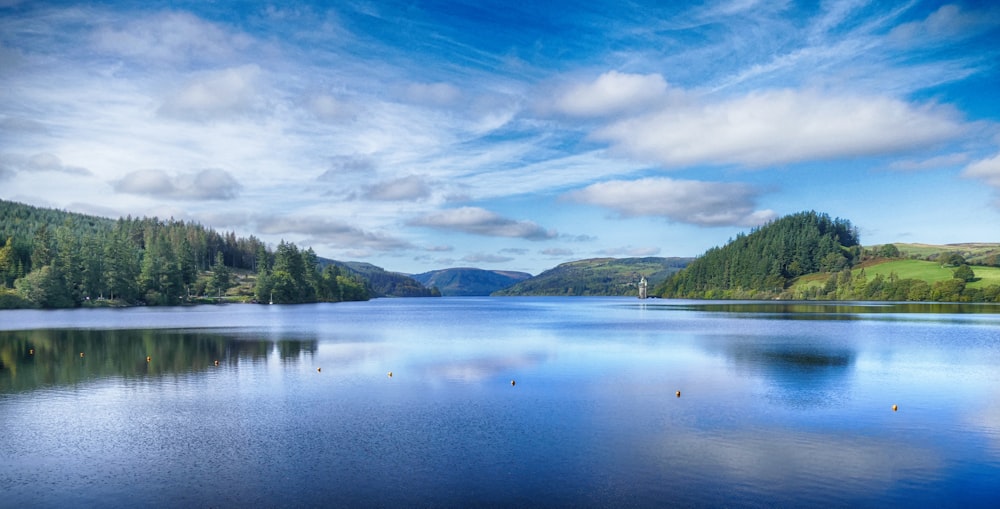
[
  {"left": 29, "top": 349, "right": 34, "bottom": 355},
  {"left": 80, "top": 352, "right": 85, "bottom": 358},
  {"left": 214, "top": 360, "right": 219, "bottom": 366},
  {"left": 892, "top": 404, "right": 898, "bottom": 412},
  {"left": 317, "top": 367, "right": 322, "bottom": 372},
  {"left": 146, "top": 356, "right": 151, "bottom": 363},
  {"left": 676, "top": 391, "right": 681, "bottom": 398},
  {"left": 511, "top": 380, "right": 516, "bottom": 387},
  {"left": 387, "top": 371, "right": 393, "bottom": 378}
]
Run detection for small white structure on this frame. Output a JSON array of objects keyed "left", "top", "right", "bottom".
[{"left": 638, "top": 276, "right": 648, "bottom": 299}]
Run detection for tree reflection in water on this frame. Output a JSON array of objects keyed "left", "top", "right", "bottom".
[
  {"left": 0, "top": 329, "right": 317, "bottom": 394},
  {"left": 724, "top": 341, "right": 856, "bottom": 408}
]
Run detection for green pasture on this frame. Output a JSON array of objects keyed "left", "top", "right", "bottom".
[
  {"left": 891, "top": 243, "right": 1000, "bottom": 263},
  {"left": 858, "top": 260, "right": 1000, "bottom": 288},
  {"left": 794, "top": 259, "right": 1000, "bottom": 290}
]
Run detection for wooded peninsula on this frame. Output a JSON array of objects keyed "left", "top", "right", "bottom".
[
  {"left": 655, "top": 211, "right": 1000, "bottom": 302},
  {"left": 0, "top": 199, "right": 371, "bottom": 308}
]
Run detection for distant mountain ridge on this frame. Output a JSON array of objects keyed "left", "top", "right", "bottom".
[
  {"left": 493, "top": 257, "right": 692, "bottom": 296},
  {"left": 321, "top": 260, "right": 438, "bottom": 298},
  {"left": 410, "top": 267, "right": 531, "bottom": 296}
]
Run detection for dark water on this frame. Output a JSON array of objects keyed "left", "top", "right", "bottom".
[{"left": 2, "top": 298, "right": 999, "bottom": 508}]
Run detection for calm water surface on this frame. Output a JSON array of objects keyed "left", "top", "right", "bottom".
[{"left": 2, "top": 298, "right": 999, "bottom": 508}]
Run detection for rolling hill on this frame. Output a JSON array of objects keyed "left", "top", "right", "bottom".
[
  {"left": 493, "top": 257, "right": 692, "bottom": 296},
  {"left": 410, "top": 268, "right": 532, "bottom": 296},
  {"left": 852, "top": 259, "right": 1000, "bottom": 289},
  {"left": 791, "top": 248, "right": 1000, "bottom": 295},
  {"left": 325, "top": 260, "right": 438, "bottom": 298},
  {"left": 656, "top": 211, "right": 860, "bottom": 299},
  {"left": 893, "top": 243, "right": 1000, "bottom": 266}
]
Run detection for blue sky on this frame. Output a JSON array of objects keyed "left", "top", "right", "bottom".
[{"left": 1, "top": 0, "right": 999, "bottom": 275}]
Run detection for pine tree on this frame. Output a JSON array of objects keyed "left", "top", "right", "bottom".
[{"left": 209, "top": 251, "right": 233, "bottom": 299}]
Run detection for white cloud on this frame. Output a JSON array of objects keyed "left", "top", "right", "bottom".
[
  {"left": 256, "top": 215, "right": 413, "bottom": 252},
  {"left": 92, "top": 11, "right": 253, "bottom": 65},
  {"left": 401, "top": 82, "right": 462, "bottom": 107},
  {"left": 553, "top": 71, "right": 669, "bottom": 118},
  {"left": 888, "top": 4, "right": 987, "bottom": 45},
  {"left": 364, "top": 175, "right": 432, "bottom": 201},
  {"left": 701, "top": 1, "right": 985, "bottom": 97},
  {"left": 410, "top": 207, "right": 557, "bottom": 240},
  {"left": 565, "top": 177, "right": 776, "bottom": 227},
  {"left": 305, "top": 94, "right": 355, "bottom": 122},
  {"left": 704, "top": 0, "right": 770, "bottom": 17},
  {"left": 114, "top": 168, "right": 241, "bottom": 200},
  {"left": 317, "top": 156, "right": 377, "bottom": 181},
  {"left": 500, "top": 248, "right": 529, "bottom": 255},
  {"left": 596, "top": 246, "right": 663, "bottom": 257},
  {"left": 962, "top": 153, "right": 1000, "bottom": 188},
  {"left": 158, "top": 65, "right": 265, "bottom": 121},
  {"left": 595, "top": 89, "right": 965, "bottom": 167},
  {"left": 0, "top": 152, "right": 91, "bottom": 176},
  {"left": 424, "top": 245, "right": 453, "bottom": 252},
  {"left": 541, "top": 248, "right": 574, "bottom": 257},
  {"left": 0, "top": 116, "right": 47, "bottom": 136},
  {"left": 890, "top": 152, "right": 970, "bottom": 171},
  {"left": 462, "top": 253, "right": 515, "bottom": 264}
]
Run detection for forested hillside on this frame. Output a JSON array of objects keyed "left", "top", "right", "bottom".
[
  {"left": 494, "top": 257, "right": 690, "bottom": 296},
  {"left": 656, "top": 211, "right": 860, "bottom": 299},
  {"left": 411, "top": 268, "right": 531, "bottom": 296},
  {"left": 0, "top": 199, "right": 369, "bottom": 308},
  {"left": 656, "top": 211, "right": 1000, "bottom": 302},
  {"left": 331, "top": 261, "right": 439, "bottom": 297}
]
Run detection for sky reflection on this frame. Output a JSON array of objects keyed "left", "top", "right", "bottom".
[{"left": 2, "top": 298, "right": 999, "bottom": 507}]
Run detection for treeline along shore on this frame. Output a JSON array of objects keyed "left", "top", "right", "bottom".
[
  {"left": 3, "top": 201, "right": 999, "bottom": 307},
  {"left": 0, "top": 199, "right": 370, "bottom": 308}
]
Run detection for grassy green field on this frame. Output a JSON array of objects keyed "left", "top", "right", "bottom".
[
  {"left": 891, "top": 243, "right": 1000, "bottom": 264},
  {"left": 858, "top": 260, "right": 1000, "bottom": 288},
  {"left": 793, "top": 259, "right": 1000, "bottom": 290}
]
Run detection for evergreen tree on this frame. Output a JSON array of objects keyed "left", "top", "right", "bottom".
[
  {"left": 104, "top": 229, "right": 140, "bottom": 302},
  {"left": 80, "top": 234, "right": 104, "bottom": 300},
  {"left": 255, "top": 243, "right": 271, "bottom": 274},
  {"left": 54, "top": 225, "right": 83, "bottom": 305},
  {"left": 301, "top": 248, "right": 320, "bottom": 300},
  {"left": 178, "top": 237, "right": 198, "bottom": 293},
  {"left": 0, "top": 237, "right": 15, "bottom": 288},
  {"left": 319, "top": 265, "right": 341, "bottom": 301},
  {"left": 31, "top": 224, "right": 53, "bottom": 270},
  {"left": 269, "top": 241, "right": 316, "bottom": 303},
  {"left": 139, "top": 231, "right": 183, "bottom": 305},
  {"left": 209, "top": 251, "right": 233, "bottom": 298}
]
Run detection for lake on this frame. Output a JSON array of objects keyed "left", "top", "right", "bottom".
[{"left": 2, "top": 297, "right": 999, "bottom": 508}]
